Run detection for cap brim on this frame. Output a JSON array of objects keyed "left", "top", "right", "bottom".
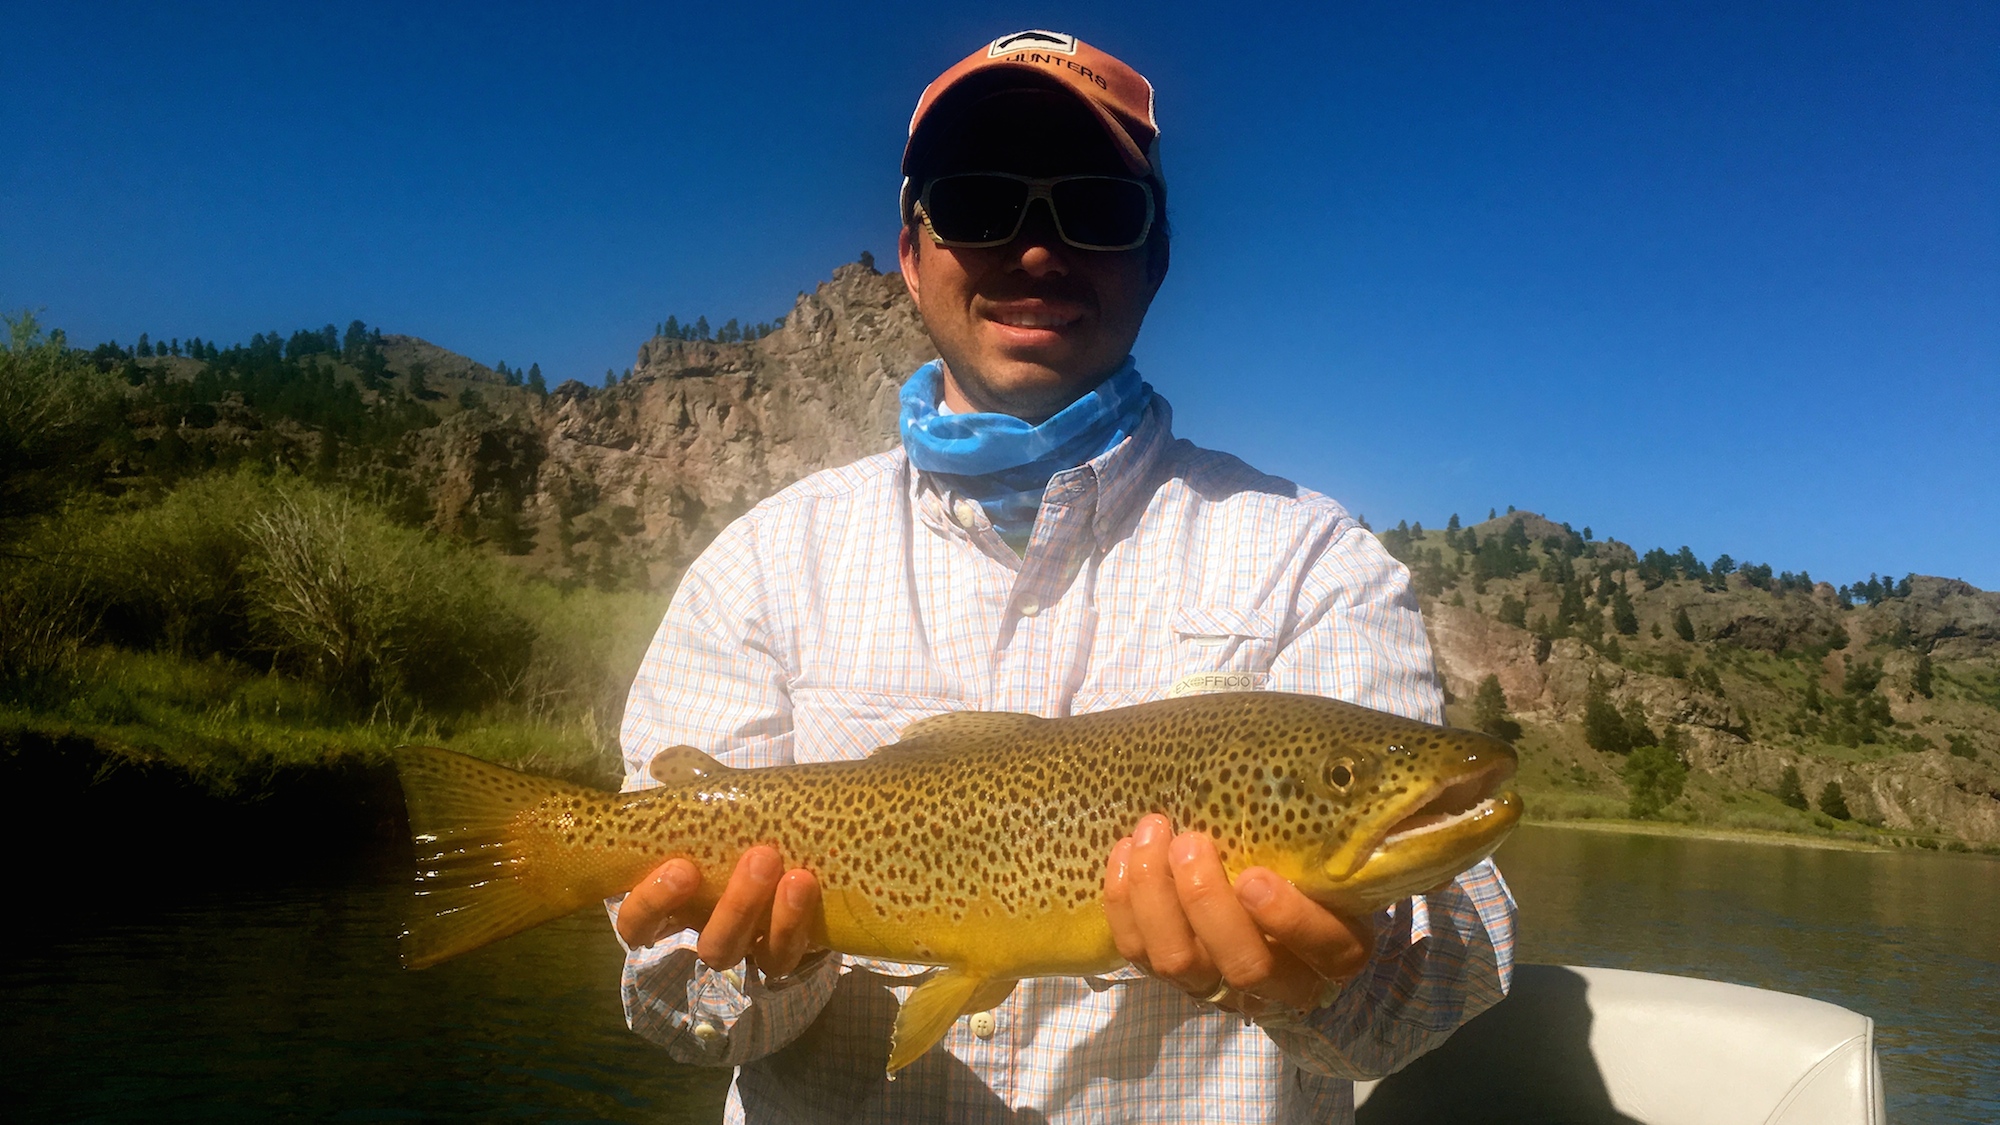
[{"left": 902, "top": 64, "right": 1153, "bottom": 180}]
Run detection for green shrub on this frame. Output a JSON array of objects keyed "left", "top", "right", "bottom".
[
  {"left": 1817, "top": 780, "right": 1851, "bottom": 820},
  {"left": 0, "top": 312, "right": 122, "bottom": 530},
  {"left": 242, "top": 488, "right": 531, "bottom": 712},
  {"left": 1625, "top": 735, "right": 1687, "bottom": 818}
]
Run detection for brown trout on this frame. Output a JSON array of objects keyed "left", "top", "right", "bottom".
[{"left": 394, "top": 691, "right": 1520, "bottom": 1072}]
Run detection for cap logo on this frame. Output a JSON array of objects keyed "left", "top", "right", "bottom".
[{"left": 989, "top": 30, "right": 1077, "bottom": 57}]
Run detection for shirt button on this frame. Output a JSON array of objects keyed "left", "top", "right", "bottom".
[
  {"left": 1018, "top": 599, "right": 1041, "bottom": 618},
  {"left": 969, "top": 1011, "right": 998, "bottom": 1039},
  {"left": 952, "top": 498, "right": 981, "bottom": 528},
  {"left": 691, "top": 1021, "right": 725, "bottom": 1045}
]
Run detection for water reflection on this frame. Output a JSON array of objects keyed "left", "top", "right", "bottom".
[
  {"left": 0, "top": 886, "right": 729, "bottom": 1123},
  {"left": 1496, "top": 826, "right": 2000, "bottom": 1124},
  {"left": 1, "top": 828, "right": 1992, "bottom": 1123}
]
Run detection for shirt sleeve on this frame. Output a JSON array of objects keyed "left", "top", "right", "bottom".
[
  {"left": 609, "top": 510, "right": 843, "bottom": 1067},
  {"left": 1260, "top": 516, "right": 1519, "bottom": 1078}
]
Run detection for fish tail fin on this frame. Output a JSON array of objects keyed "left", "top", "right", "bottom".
[
  {"left": 888, "top": 968, "right": 1016, "bottom": 1074},
  {"left": 392, "top": 745, "right": 600, "bottom": 970}
]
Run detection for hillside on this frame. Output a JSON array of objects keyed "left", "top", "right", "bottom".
[
  {"left": 1393, "top": 515, "right": 2000, "bottom": 846},
  {"left": 3, "top": 260, "right": 1997, "bottom": 850}
]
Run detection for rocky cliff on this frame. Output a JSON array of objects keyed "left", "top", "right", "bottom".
[
  {"left": 1416, "top": 517, "right": 2000, "bottom": 844},
  {"left": 405, "top": 261, "right": 930, "bottom": 588}
]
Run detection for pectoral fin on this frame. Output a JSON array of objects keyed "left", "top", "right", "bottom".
[
  {"left": 962, "top": 977, "right": 1018, "bottom": 1015},
  {"left": 888, "top": 968, "right": 995, "bottom": 1074},
  {"left": 647, "top": 745, "right": 728, "bottom": 786}
]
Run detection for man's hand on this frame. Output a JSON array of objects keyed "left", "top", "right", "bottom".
[
  {"left": 614, "top": 845, "right": 824, "bottom": 977},
  {"left": 1102, "top": 813, "right": 1375, "bottom": 1015}
]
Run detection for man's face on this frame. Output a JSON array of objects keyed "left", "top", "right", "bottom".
[{"left": 897, "top": 90, "right": 1169, "bottom": 423}]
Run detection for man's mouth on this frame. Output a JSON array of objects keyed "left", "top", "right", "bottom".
[{"left": 989, "top": 308, "right": 1082, "bottom": 329}]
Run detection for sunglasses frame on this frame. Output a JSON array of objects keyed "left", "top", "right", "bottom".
[{"left": 915, "top": 172, "right": 1156, "bottom": 252}]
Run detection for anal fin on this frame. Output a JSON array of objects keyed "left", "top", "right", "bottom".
[{"left": 888, "top": 968, "right": 989, "bottom": 1074}]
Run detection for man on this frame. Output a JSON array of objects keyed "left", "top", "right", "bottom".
[{"left": 610, "top": 30, "right": 1514, "bottom": 1124}]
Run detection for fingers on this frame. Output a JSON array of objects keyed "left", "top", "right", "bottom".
[
  {"left": 615, "top": 857, "right": 701, "bottom": 948},
  {"left": 1165, "top": 831, "right": 1268, "bottom": 986},
  {"left": 1125, "top": 815, "right": 1215, "bottom": 989},
  {"left": 695, "top": 845, "right": 783, "bottom": 970},
  {"left": 1102, "top": 836, "right": 1148, "bottom": 964},
  {"left": 1168, "top": 835, "right": 1325, "bottom": 1011},
  {"left": 1236, "top": 867, "right": 1376, "bottom": 986},
  {"left": 752, "top": 868, "right": 822, "bottom": 977}
]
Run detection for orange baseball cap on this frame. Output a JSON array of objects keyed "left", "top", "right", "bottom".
[{"left": 902, "top": 30, "right": 1162, "bottom": 203}]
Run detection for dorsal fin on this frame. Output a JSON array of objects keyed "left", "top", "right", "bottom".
[
  {"left": 897, "top": 710, "right": 1042, "bottom": 743},
  {"left": 647, "top": 744, "right": 730, "bottom": 786}
]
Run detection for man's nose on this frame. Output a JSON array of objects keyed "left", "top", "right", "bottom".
[{"left": 1009, "top": 198, "right": 1071, "bottom": 278}]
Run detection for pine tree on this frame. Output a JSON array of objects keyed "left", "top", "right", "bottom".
[
  {"left": 1674, "top": 607, "right": 1695, "bottom": 643},
  {"left": 1583, "top": 680, "right": 1631, "bottom": 754},
  {"left": 1776, "top": 765, "right": 1808, "bottom": 810},
  {"left": 1471, "top": 674, "right": 1518, "bottom": 739},
  {"left": 1914, "top": 654, "right": 1933, "bottom": 698},
  {"left": 1621, "top": 698, "right": 1658, "bottom": 748},
  {"left": 1612, "top": 587, "right": 1639, "bottom": 635},
  {"left": 137, "top": 333, "right": 153, "bottom": 357},
  {"left": 1817, "top": 781, "right": 1850, "bottom": 820},
  {"left": 1497, "top": 595, "right": 1527, "bottom": 628},
  {"left": 664, "top": 315, "right": 681, "bottom": 339},
  {"left": 526, "top": 364, "right": 546, "bottom": 396},
  {"left": 1558, "top": 582, "right": 1587, "bottom": 629},
  {"left": 694, "top": 315, "right": 710, "bottom": 340}
]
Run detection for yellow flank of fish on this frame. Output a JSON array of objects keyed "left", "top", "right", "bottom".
[{"left": 393, "top": 691, "right": 1521, "bottom": 1074}]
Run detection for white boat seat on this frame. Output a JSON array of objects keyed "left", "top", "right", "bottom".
[{"left": 1354, "top": 964, "right": 1884, "bottom": 1125}]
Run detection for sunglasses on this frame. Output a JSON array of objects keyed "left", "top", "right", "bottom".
[{"left": 916, "top": 173, "right": 1156, "bottom": 252}]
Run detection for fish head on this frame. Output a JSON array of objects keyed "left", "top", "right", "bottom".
[{"left": 1220, "top": 695, "right": 1521, "bottom": 915}]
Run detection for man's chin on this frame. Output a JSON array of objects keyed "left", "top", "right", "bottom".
[{"left": 948, "top": 359, "right": 1101, "bottom": 420}]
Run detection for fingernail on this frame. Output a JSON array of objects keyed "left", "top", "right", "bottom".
[
  {"left": 658, "top": 862, "right": 697, "bottom": 894},
  {"left": 1135, "top": 817, "right": 1162, "bottom": 846},
  {"left": 1238, "top": 872, "right": 1275, "bottom": 909},
  {"left": 1168, "top": 834, "right": 1202, "bottom": 867},
  {"left": 784, "top": 875, "right": 811, "bottom": 911},
  {"left": 746, "top": 848, "right": 781, "bottom": 881}
]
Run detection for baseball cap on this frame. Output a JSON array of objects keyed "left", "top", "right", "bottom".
[{"left": 901, "top": 30, "right": 1162, "bottom": 218}]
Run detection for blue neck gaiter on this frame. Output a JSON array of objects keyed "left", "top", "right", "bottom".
[{"left": 899, "top": 359, "right": 1152, "bottom": 552}]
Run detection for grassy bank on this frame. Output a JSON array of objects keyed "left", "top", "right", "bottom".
[{"left": 1517, "top": 785, "right": 2000, "bottom": 855}]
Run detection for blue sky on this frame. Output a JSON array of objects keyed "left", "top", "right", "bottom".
[{"left": 4, "top": 2, "right": 1995, "bottom": 588}]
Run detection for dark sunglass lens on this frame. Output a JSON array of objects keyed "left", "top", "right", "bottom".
[
  {"left": 1050, "top": 178, "right": 1151, "bottom": 248},
  {"left": 925, "top": 176, "right": 1029, "bottom": 244}
]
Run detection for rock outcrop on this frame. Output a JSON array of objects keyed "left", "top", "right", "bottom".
[
  {"left": 405, "top": 261, "right": 931, "bottom": 586},
  {"left": 1418, "top": 514, "right": 2000, "bottom": 843}
]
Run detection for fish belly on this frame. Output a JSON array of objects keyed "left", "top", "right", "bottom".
[{"left": 819, "top": 885, "right": 1124, "bottom": 978}]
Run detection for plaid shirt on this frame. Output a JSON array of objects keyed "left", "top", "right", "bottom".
[{"left": 612, "top": 395, "right": 1516, "bottom": 1124}]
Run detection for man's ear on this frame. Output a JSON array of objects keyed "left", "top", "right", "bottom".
[{"left": 898, "top": 225, "right": 924, "bottom": 307}]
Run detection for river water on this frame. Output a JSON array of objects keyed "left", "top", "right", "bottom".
[{"left": 3, "top": 825, "right": 1994, "bottom": 1123}]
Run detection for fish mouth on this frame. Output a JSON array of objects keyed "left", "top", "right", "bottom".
[
  {"left": 1319, "top": 758, "right": 1522, "bottom": 912},
  {"left": 1376, "top": 766, "right": 1514, "bottom": 851}
]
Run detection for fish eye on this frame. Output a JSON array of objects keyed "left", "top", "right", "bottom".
[{"left": 1323, "top": 756, "right": 1359, "bottom": 794}]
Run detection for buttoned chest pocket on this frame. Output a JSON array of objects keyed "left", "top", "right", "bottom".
[
  {"left": 1074, "top": 602, "right": 1283, "bottom": 714},
  {"left": 1169, "top": 602, "right": 1281, "bottom": 677}
]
